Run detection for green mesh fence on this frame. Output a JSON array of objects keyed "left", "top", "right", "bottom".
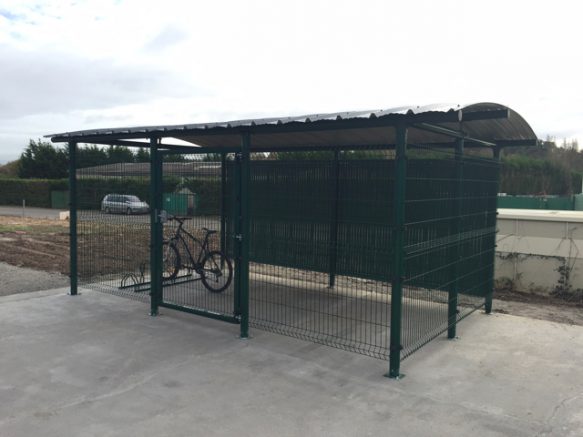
[
  {"left": 76, "top": 157, "right": 152, "bottom": 302},
  {"left": 240, "top": 156, "right": 393, "bottom": 358},
  {"left": 75, "top": 145, "right": 499, "bottom": 363},
  {"left": 401, "top": 146, "right": 498, "bottom": 358}
]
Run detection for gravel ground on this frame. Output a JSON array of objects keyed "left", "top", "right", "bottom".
[{"left": 0, "top": 262, "right": 69, "bottom": 297}]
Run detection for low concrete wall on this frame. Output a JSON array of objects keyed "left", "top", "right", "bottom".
[{"left": 496, "top": 208, "right": 583, "bottom": 296}]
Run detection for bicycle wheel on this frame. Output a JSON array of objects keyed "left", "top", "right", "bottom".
[
  {"left": 162, "top": 242, "right": 180, "bottom": 280},
  {"left": 200, "top": 251, "right": 233, "bottom": 293}
]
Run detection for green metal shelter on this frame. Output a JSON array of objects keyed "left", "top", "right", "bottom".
[{"left": 47, "top": 102, "right": 537, "bottom": 377}]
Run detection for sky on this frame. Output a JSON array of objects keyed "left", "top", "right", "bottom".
[{"left": 0, "top": 0, "right": 582, "bottom": 163}]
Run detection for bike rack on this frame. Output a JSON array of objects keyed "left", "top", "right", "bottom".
[{"left": 119, "top": 265, "right": 201, "bottom": 293}]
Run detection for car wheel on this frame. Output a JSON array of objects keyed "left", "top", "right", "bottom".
[{"left": 126, "top": 207, "right": 132, "bottom": 215}]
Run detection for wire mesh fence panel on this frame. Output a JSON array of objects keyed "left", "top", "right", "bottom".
[
  {"left": 74, "top": 142, "right": 499, "bottom": 365},
  {"left": 401, "top": 145, "right": 499, "bottom": 359},
  {"left": 160, "top": 153, "right": 235, "bottom": 317},
  {"left": 77, "top": 154, "right": 152, "bottom": 302},
  {"left": 246, "top": 152, "right": 394, "bottom": 359}
]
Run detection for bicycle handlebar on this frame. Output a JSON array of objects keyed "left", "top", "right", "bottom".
[
  {"left": 167, "top": 215, "right": 216, "bottom": 235},
  {"left": 167, "top": 215, "right": 192, "bottom": 223}
]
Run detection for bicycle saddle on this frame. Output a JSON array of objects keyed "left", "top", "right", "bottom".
[{"left": 202, "top": 227, "right": 217, "bottom": 235}]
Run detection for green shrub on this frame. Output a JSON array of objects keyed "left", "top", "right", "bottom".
[{"left": 0, "top": 178, "right": 67, "bottom": 207}]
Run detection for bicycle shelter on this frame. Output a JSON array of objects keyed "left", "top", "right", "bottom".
[{"left": 47, "top": 103, "right": 537, "bottom": 377}]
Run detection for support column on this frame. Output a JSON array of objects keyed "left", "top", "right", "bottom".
[
  {"left": 220, "top": 152, "right": 227, "bottom": 256},
  {"left": 239, "top": 132, "right": 251, "bottom": 338},
  {"left": 150, "top": 138, "right": 163, "bottom": 316},
  {"left": 387, "top": 124, "right": 407, "bottom": 379},
  {"left": 448, "top": 138, "right": 464, "bottom": 338},
  {"left": 328, "top": 149, "right": 340, "bottom": 288},
  {"left": 485, "top": 146, "right": 501, "bottom": 314},
  {"left": 68, "top": 142, "right": 78, "bottom": 296}
]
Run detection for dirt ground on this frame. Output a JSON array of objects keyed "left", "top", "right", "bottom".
[
  {"left": 0, "top": 215, "right": 582, "bottom": 326},
  {"left": 0, "top": 216, "right": 69, "bottom": 274}
]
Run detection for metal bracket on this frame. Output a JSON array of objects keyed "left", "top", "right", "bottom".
[
  {"left": 234, "top": 234, "right": 243, "bottom": 242},
  {"left": 158, "top": 209, "right": 168, "bottom": 223},
  {"left": 389, "top": 344, "right": 404, "bottom": 353}
]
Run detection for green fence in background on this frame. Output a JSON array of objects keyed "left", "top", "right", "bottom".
[
  {"left": 497, "top": 195, "right": 574, "bottom": 210},
  {"left": 50, "top": 190, "right": 69, "bottom": 209}
]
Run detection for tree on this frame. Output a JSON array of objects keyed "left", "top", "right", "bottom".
[
  {"left": 0, "top": 160, "right": 20, "bottom": 178},
  {"left": 106, "top": 145, "right": 135, "bottom": 164},
  {"left": 77, "top": 144, "right": 109, "bottom": 168},
  {"left": 18, "top": 139, "right": 68, "bottom": 179},
  {"left": 135, "top": 148, "right": 150, "bottom": 163}
]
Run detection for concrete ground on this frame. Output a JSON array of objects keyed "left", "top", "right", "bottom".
[
  {"left": 1, "top": 288, "right": 582, "bottom": 437},
  {"left": 0, "top": 262, "right": 68, "bottom": 297}
]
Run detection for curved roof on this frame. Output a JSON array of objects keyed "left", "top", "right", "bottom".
[{"left": 47, "top": 102, "right": 538, "bottom": 150}]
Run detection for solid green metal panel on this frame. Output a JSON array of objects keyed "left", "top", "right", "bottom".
[
  {"left": 51, "top": 190, "right": 69, "bottom": 209},
  {"left": 388, "top": 124, "right": 407, "bottom": 379},
  {"left": 221, "top": 156, "right": 495, "bottom": 298},
  {"left": 150, "top": 139, "right": 163, "bottom": 316},
  {"left": 68, "top": 142, "right": 78, "bottom": 296},
  {"left": 246, "top": 159, "right": 392, "bottom": 280},
  {"left": 163, "top": 193, "right": 188, "bottom": 215}
]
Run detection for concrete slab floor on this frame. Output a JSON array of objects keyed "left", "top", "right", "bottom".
[{"left": 1, "top": 289, "right": 582, "bottom": 437}]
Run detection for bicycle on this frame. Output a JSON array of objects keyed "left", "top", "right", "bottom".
[{"left": 162, "top": 216, "right": 233, "bottom": 293}]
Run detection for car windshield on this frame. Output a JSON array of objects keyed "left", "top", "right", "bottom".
[{"left": 124, "top": 196, "right": 141, "bottom": 202}]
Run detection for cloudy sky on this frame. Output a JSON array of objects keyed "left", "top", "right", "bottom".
[{"left": 0, "top": 0, "right": 582, "bottom": 162}]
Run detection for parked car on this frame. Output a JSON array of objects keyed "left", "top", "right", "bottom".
[{"left": 101, "top": 194, "right": 149, "bottom": 215}]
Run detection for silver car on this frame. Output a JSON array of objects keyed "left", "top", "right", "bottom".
[{"left": 101, "top": 194, "right": 149, "bottom": 215}]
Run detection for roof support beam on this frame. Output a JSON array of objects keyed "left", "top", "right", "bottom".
[
  {"left": 413, "top": 123, "right": 497, "bottom": 147},
  {"left": 162, "top": 146, "right": 240, "bottom": 155},
  {"left": 69, "top": 139, "right": 200, "bottom": 151}
]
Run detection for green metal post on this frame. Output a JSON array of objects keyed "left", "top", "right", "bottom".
[
  {"left": 485, "top": 146, "right": 501, "bottom": 314},
  {"left": 150, "top": 138, "right": 163, "bottom": 316},
  {"left": 220, "top": 152, "right": 227, "bottom": 256},
  {"left": 233, "top": 154, "right": 242, "bottom": 318},
  {"left": 387, "top": 124, "right": 407, "bottom": 379},
  {"left": 448, "top": 138, "right": 464, "bottom": 338},
  {"left": 68, "top": 142, "right": 78, "bottom": 296},
  {"left": 239, "top": 132, "right": 251, "bottom": 338},
  {"left": 328, "top": 149, "right": 340, "bottom": 288}
]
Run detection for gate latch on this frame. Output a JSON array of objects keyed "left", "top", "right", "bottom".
[
  {"left": 158, "top": 209, "right": 168, "bottom": 224},
  {"left": 234, "top": 234, "right": 243, "bottom": 242}
]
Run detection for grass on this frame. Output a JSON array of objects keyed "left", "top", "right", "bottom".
[{"left": 0, "top": 217, "right": 68, "bottom": 234}]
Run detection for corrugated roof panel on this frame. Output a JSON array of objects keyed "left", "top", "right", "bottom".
[{"left": 46, "top": 102, "right": 538, "bottom": 148}]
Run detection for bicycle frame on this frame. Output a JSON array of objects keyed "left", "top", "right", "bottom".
[{"left": 168, "top": 221, "right": 211, "bottom": 271}]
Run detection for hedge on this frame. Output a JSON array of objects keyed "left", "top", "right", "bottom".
[
  {"left": 0, "top": 178, "right": 67, "bottom": 208},
  {"left": 0, "top": 177, "right": 222, "bottom": 212}
]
